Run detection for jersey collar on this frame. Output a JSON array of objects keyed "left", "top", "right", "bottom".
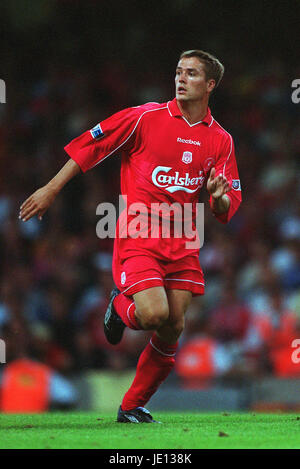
[{"left": 167, "top": 98, "right": 213, "bottom": 127}]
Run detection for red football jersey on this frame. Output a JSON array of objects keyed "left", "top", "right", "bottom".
[{"left": 64, "top": 99, "right": 242, "bottom": 262}]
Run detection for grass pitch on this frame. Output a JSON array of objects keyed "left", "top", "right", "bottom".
[{"left": 0, "top": 412, "right": 299, "bottom": 449}]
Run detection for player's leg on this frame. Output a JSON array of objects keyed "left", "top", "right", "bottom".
[
  {"left": 133, "top": 286, "right": 169, "bottom": 330},
  {"left": 104, "top": 255, "right": 166, "bottom": 344},
  {"left": 158, "top": 255, "right": 204, "bottom": 343},
  {"left": 117, "top": 286, "right": 174, "bottom": 421},
  {"left": 116, "top": 262, "right": 204, "bottom": 422},
  {"left": 156, "top": 289, "right": 192, "bottom": 344},
  {"left": 119, "top": 289, "right": 191, "bottom": 417},
  {"left": 104, "top": 285, "right": 169, "bottom": 344}
]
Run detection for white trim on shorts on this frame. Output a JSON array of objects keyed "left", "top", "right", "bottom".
[
  {"left": 164, "top": 278, "right": 205, "bottom": 286},
  {"left": 122, "top": 277, "right": 163, "bottom": 294}
]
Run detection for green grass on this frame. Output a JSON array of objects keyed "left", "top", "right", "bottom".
[{"left": 0, "top": 412, "right": 299, "bottom": 449}]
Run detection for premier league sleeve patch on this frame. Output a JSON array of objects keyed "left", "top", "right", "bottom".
[
  {"left": 90, "top": 123, "right": 104, "bottom": 140},
  {"left": 232, "top": 179, "right": 241, "bottom": 190}
]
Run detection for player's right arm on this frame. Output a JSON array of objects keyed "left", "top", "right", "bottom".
[
  {"left": 19, "top": 158, "right": 80, "bottom": 221},
  {"left": 20, "top": 102, "right": 159, "bottom": 222}
]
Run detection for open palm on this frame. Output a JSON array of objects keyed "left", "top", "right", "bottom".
[{"left": 207, "top": 167, "right": 231, "bottom": 199}]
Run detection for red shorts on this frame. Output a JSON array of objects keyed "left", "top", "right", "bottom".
[{"left": 113, "top": 253, "right": 205, "bottom": 297}]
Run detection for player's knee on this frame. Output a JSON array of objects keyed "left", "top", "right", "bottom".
[
  {"left": 137, "top": 305, "right": 169, "bottom": 330},
  {"left": 169, "top": 317, "right": 185, "bottom": 339}
]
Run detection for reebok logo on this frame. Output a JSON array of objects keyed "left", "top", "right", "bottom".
[{"left": 177, "top": 137, "right": 201, "bottom": 146}]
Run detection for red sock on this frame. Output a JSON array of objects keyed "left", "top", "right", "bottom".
[
  {"left": 113, "top": 293, "right": 142, "bottom": 330},
  {"left": 121, "top": 333, "right": 178, "bottom": 410}
]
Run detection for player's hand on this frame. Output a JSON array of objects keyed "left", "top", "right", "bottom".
[
  {"left": 19, "top": 185, "right": 57, "bottom": 221},
  {"left": 207, "top": 167, "right": 231, "bottom": 199}
]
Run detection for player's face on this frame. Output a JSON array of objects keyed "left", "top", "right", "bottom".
[{"left": 175, "top": 57, "right": 215, "bottom": 102}]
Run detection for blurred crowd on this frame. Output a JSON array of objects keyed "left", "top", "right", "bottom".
[{"left": 0, "top": 1, "right": 300, "bottom": 390}]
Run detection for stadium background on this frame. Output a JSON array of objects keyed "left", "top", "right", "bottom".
[{"left": 0, "top": 0, "right": 300, "bottom": 412}]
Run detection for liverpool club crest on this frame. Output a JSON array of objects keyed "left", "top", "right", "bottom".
[{"left": 182, "top": 151, "right": 192, "bottom": 164}]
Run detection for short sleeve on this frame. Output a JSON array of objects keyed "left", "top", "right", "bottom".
[
  {"left": 64, "top": 106, "right": 143, "bottom": 173},
  {"left": 209, "top": 134, "right": 242, "bottom": 223}
]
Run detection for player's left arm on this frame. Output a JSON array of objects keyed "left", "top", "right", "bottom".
[{"left": 207, "top": 135, "right": 242, "bottom": 224}]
